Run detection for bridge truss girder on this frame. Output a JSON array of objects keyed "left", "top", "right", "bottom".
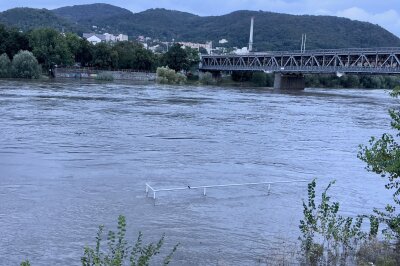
[{"left": 200, "top": 48, "right": 400, "bottom": 74}]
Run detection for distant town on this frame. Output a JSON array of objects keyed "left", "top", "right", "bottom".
[{"left": 82, "top": 26, "right": 249, "bottom": 55}]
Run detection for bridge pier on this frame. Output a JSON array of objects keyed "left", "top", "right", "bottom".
[{"left": 274, "top": 73, "right": 305, "bottom": 90}]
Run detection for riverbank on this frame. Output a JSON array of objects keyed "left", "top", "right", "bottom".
[{"left": 54, "top": 67, "right": 156, "bottom": 81}]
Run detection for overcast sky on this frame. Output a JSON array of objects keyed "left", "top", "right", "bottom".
[{"left": 1, "top": 0, "right": 400, "bottom": 36}]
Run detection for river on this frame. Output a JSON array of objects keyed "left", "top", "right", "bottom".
[{"left": 0, "top": 80, "right": 395, "bottom": 265}]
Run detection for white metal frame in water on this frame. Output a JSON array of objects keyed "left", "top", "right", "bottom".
[{"left": 145, "top": 180, "right": 308, "bottom": 200}]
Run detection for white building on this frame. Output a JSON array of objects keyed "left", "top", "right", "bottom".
[
  {"left": 233, "top": 47, "right": 249, "bottom": 55},
  {"left": 83, "top": 33, "right": 128, "bottom": 44},
  {"left": 116, "top": 34, "right": 128, "bottom": 42},
  {"left": 177, "top": 41, "right": 212, "bottom": 54},
  {"left": 83, "top": 34, "right": 105, "bottom": 45},
  {"left": 104, "top": 33, "right": 116, "bottom": 42}
]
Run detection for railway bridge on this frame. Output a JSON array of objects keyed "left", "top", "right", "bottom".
[{"left": 199, "top": 48, "right": 400, "bottom": 90}]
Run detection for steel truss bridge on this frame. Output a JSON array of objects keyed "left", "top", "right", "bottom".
[{"left": 200, "top": 48, "right": 400, "bottom": 74}]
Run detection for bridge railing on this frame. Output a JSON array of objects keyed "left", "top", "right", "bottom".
[{"left": 203, "top": 47, "right": 400, "bottom": 57}]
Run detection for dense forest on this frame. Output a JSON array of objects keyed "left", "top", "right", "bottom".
[{"left": 0, "top": 4, "right": 399, "bottom": 51}]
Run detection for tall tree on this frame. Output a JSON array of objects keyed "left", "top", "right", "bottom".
[
  {"left": 11, "top": 50, "right": 41, "bottom": 79},
  {"left": 0, "top": 53, "right": 11, "bottom": 78},
  {"left": 65, "top": 33, "right": 93, "bottom": 66},
  {"left": 130, "top": 46, "right": 155, "bottom": 71},
  {"left": 0, "top": 25, "right": 30, "bottom": 58},
  {"left": 29, "top": 28, "right": 73, "bottom": 69},
  {"left": 162, "top": 44, "right": 190, "bottom": 72},
  {"left": 92, "top": 43, "right": 118, "bottom": 69}
]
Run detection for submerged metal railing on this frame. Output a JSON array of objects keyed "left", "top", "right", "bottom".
[{"left": 145, "top": 179, "right": 308, "bottom": 201}]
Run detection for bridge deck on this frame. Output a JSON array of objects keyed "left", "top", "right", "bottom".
[{"left": 200, "top": 47, "right": 400, "bottom": 74}]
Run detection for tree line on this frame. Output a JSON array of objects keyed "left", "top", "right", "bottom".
[{"left": 0, "top": 24, "right": 200, "bottom": 79}]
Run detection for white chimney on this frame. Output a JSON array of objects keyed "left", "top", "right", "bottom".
[{"left": 249, "top": 17, "right": 254, "bottom": 52}]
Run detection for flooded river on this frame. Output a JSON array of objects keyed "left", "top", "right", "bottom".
[{"left": 0, "top": 80, "right": 395, "bottom": 265}]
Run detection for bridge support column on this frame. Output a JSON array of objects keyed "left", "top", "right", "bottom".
[{"left": 274, "top": 73, "right": 305, "bottom": 90}]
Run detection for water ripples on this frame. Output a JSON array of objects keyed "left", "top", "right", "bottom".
[{"left": 0, "top": 80, "right": 396, "bottom": 265}]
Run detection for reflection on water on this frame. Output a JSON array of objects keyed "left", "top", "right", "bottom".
[{"left": 0, "top": 80, "right": 395, "bottom": 265}]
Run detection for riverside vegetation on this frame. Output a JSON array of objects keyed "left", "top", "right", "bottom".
[
  {"left": 0, "top": 25, "right": 200, "bottom": 80},
  {"left": 298, "top": 87, "right": 400, "bottom": 265},
  {"left": 0, "top": 51, "right": 41, "bottom": 79},
  {"left": 21, "top": 216, "right": 178, "bottom": 266},
  {"left": 1, "top": 24, "right": 399, "bottom": 88}
]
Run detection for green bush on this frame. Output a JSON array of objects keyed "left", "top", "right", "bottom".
[
  {"left": 156, "top": 66, "right": 186, "bottom": 85},
  {"left": 359, "top": 86, "right": 400, "bottom": 249},
  {"left": 175, "top": 73, "right": 187, "bottom": 85},
  {"left": 11, "top": 50, "right": 41, "bottom": 79},
  {"left": 199, "top": 72, "right": 214, "bottom": 85},
  {"left": 0, "top": 53, "right": 11, "bottom": 78},
  {"left": 299, "top": 180, "right": 369, "bottom": 265},
  {"left": 187, "top": 73, "right": 199, "bottom": 82},
  {"left": 95, "top": 72, "right": 114, "bottom": 81},
  {"left": 81, "top": 215, "right": 178, "bottom": 266}
]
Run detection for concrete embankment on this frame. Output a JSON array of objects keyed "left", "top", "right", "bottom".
[{"left": 54, "top": 68, "right": 156, "bottom": 81}]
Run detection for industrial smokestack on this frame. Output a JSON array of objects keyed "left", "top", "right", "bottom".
[{"left": 249, "top": 17, "right": 254, "bottom": 52}]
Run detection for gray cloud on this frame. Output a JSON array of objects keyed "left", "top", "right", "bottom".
[{"left": 1, "top": 0, "right": 400, "bottom": 36}]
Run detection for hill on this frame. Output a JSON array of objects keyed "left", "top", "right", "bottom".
[
  {"left": 0, "top": 4, "right": 399, "bottom": 51},
  {"left": 185, "top": 10, "right": 400, "bottom": 50},
  {"left": 53, "top": 3, "right": 132, "bottom": 24},
  {"left": 51, "top": 5, "right": 400, "bottom": 50},
  {"left": 92, "top": 8, "right": 200, "bottom": 40},
  {"left": 0, "top": 8, "right": 82, "bottom": 33}
]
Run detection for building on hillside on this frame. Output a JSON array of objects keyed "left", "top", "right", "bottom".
[
  {"left": 104, "top": 33, "right": 116, "bottom": 42},
  {"left": 83, "top": 33, "right": 128, "bottom": 44},
  {"left": 233, "top": 47, "right": 249, "bottom": 55},
  {"left": 177, "top": 41, "right": 213, "bottom": 54},
  {"left": 116, "top": 34, "right": 129, "bottom": 42},
  {"left": 83, "top": 33, "right": 105, "bottom": 45}
]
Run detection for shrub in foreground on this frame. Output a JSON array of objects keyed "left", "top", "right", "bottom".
[
  {"left": 81, "top": 215, "right": 178, "bottom": 266},
  {"left": 0, "top": 53, "right": 11, "bottom": 78},
  {"left": 156, "top": 67, "right": 186, "bottom": 85},
  {"left": 359, "top": 86, "right": 400, "bottom": 244},
  {"left": 299, "top": 180, "right": 371, "bottom": 265},
  {"left": 11, "top": 50, "right": 41, "bottom": 79},
  {"left": 199, "top": 72, "right": 215, "bottom": 85},
  {"left": 95, "top": 72, "right": 114, "bottom": 81}
]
